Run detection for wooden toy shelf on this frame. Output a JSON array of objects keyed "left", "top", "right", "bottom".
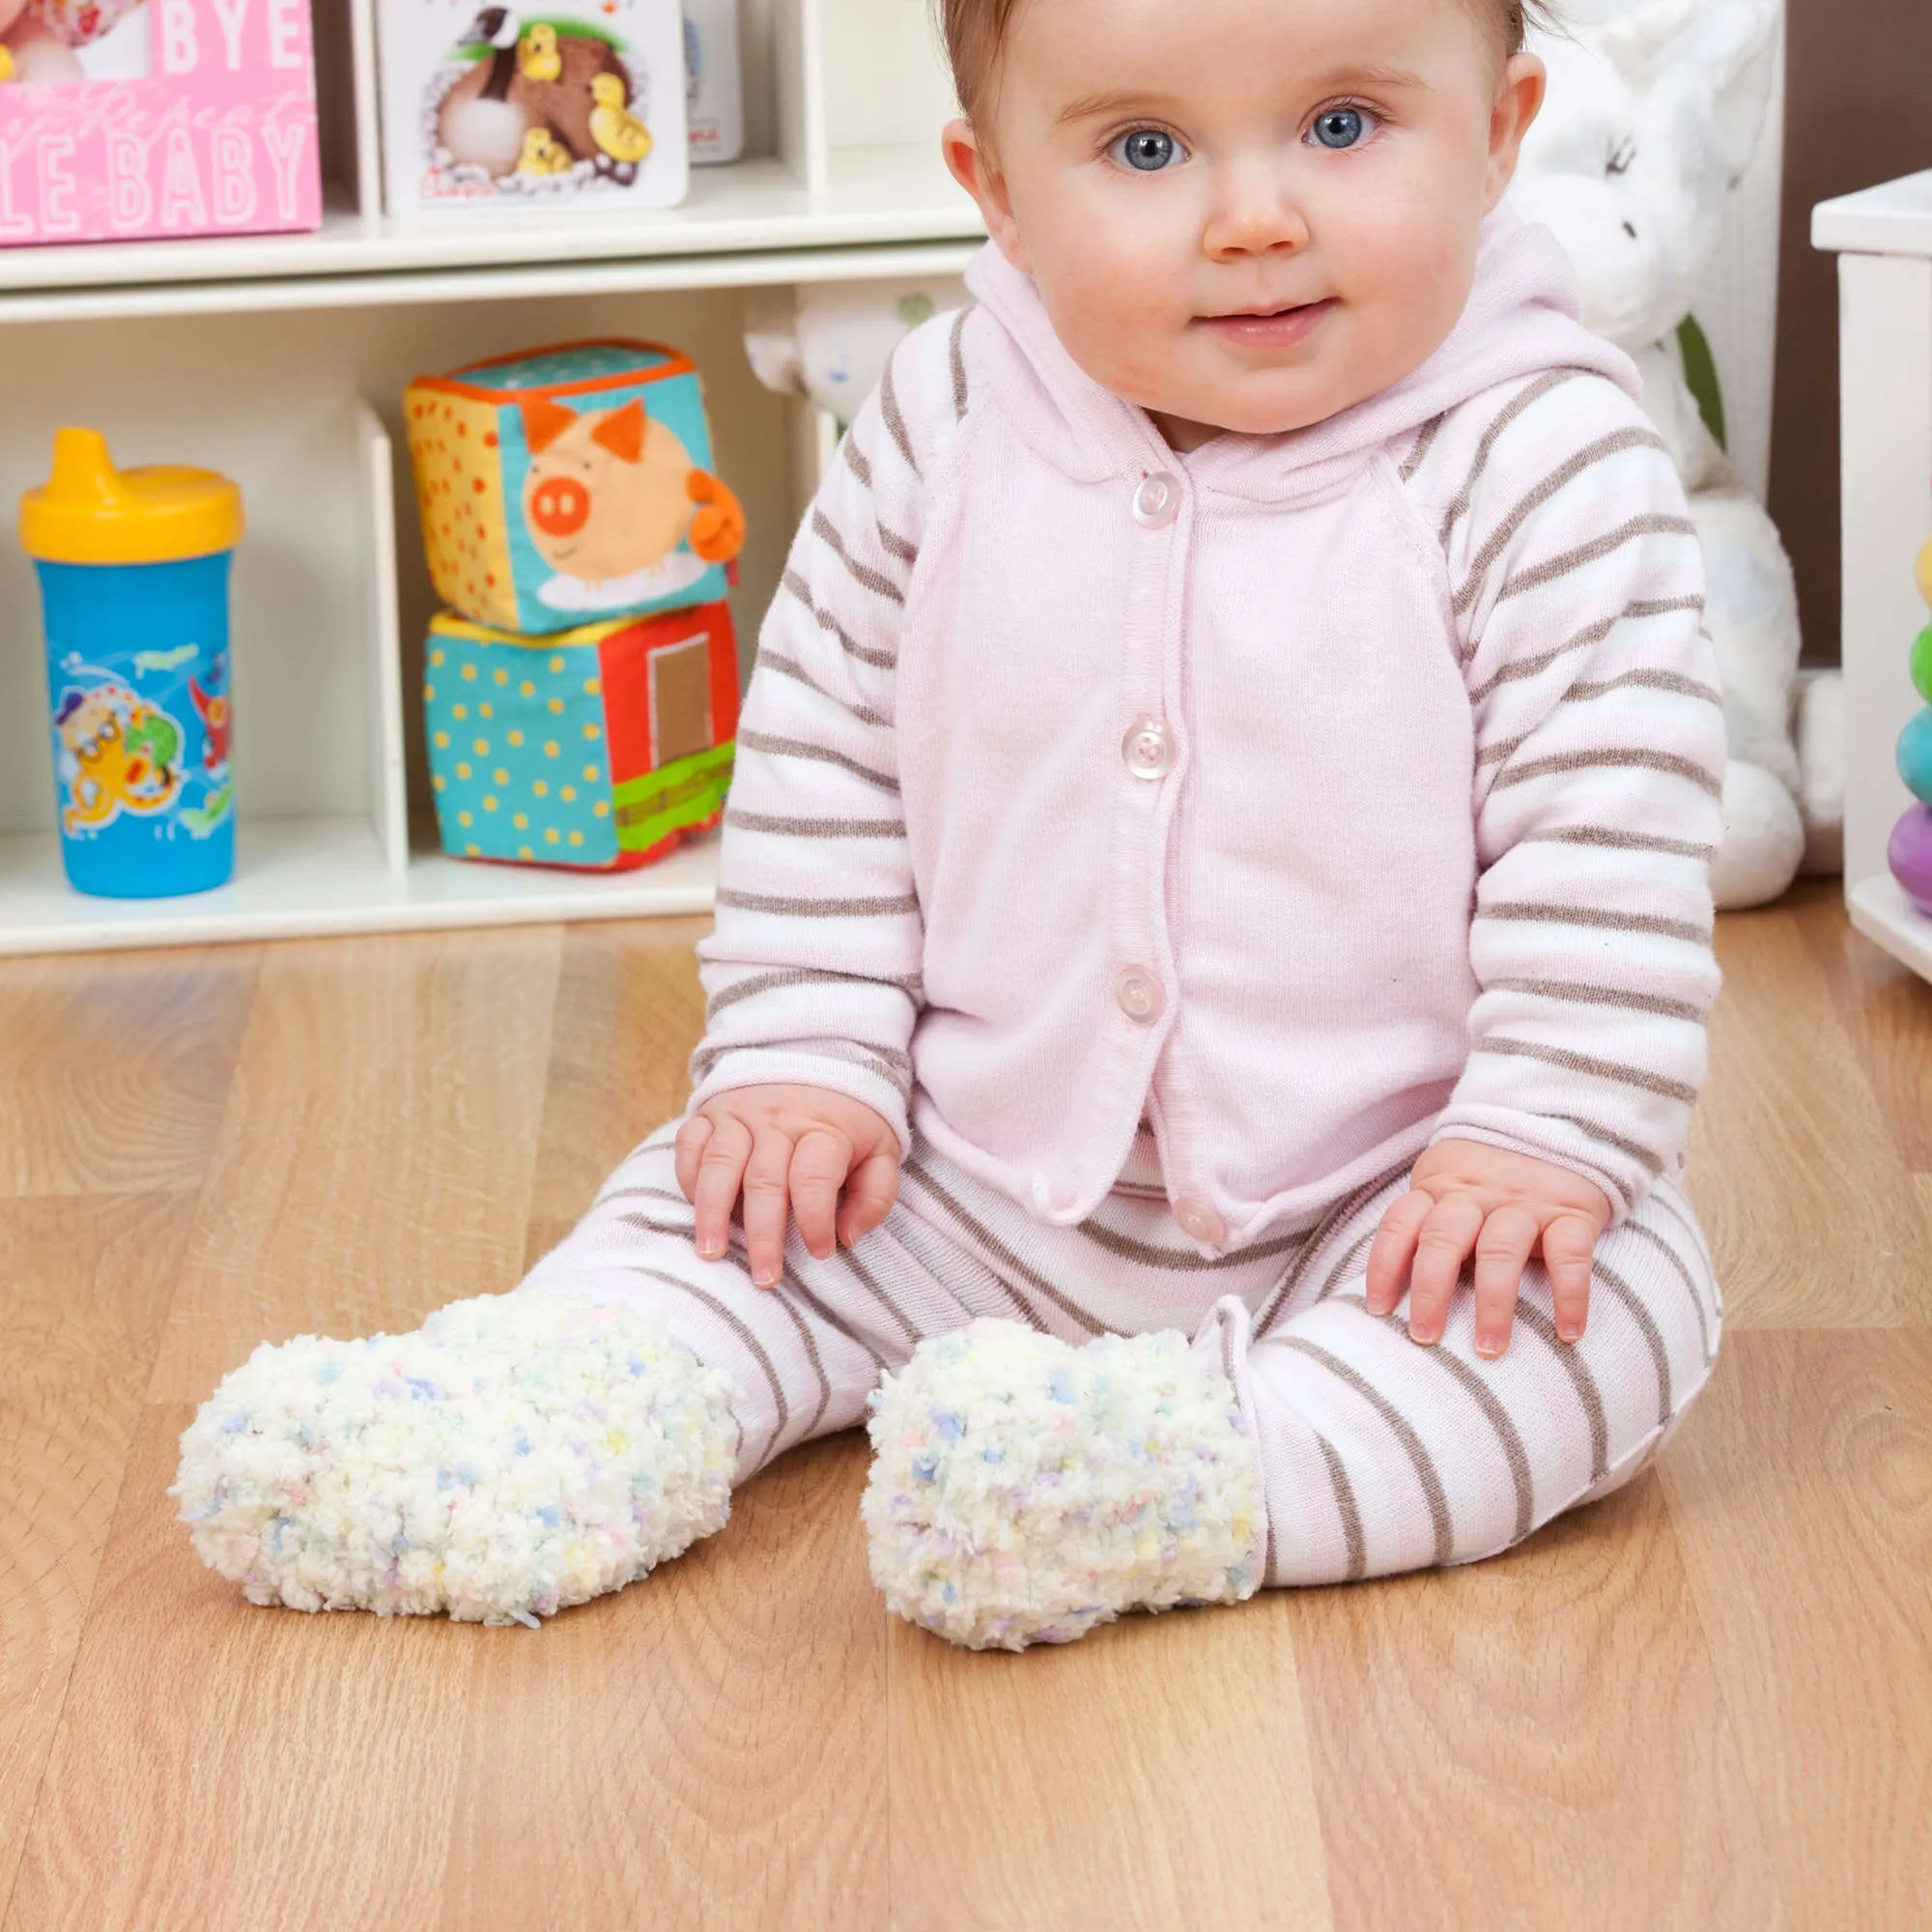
[
  {"left": 0, "top": 0, "right": 980, "bottom": 955},
  {"left": 1814, "top": 170, "right": 1932, "bottom": 983}
]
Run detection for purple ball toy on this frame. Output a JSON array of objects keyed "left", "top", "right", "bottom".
[{"left": 1890, "top": 805, "right": 1932, "bottom": 917}]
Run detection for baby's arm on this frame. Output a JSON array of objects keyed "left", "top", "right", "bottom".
[
  {"left": 1376, "top": 373, "right": 1726, "bottom": 1350},
  {"left": 678, "top": 325, "right": 963, "bottom": 1284}
]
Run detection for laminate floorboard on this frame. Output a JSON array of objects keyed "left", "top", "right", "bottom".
[
  {"left": 0, "top": 1198, "right": 198, "bottom": 1922},
  {"left": 1292, "top": 1475, "right": 1780, "bottom": 1931},
  {"left": 146, "top": 927, "right": 562, "bottom": 1403},
  {"left": 888, "top": 1598, "right": 1332, "bottom": 1931},
  {"left": 1660, "top": 1327, "right": 1932, "bottom": 1928},
  {"left": 437, "top": 1436, "right": 887, "bottom": 1932},
  {"left": 0, "top": 888, "right": 1924, "bottom": 1928},
  {"left": 1689, "top": 887, "right": 1932, "bottom": 1327},
  {"left": 0, "top": 949, "right": 256, "bottom": 1200}
]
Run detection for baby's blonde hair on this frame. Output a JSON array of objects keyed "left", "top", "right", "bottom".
[{"left": 942, "top": 0, "right": 1548, "bottom": 119}]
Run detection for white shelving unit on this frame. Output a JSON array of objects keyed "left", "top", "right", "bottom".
[
  {"left": 0, "top": 0, "right": 979, "bottom": 955},
  {"left": 1813, "top": 171, "right": 1932, "bottom": 984}
]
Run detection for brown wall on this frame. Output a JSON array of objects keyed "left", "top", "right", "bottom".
[{"left": 1770, "top": 0, "right": 1932, "bottom": 665}]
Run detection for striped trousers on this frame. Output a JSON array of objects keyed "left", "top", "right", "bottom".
[{"left": 518, "top": 1126, "right": 1721, "bottom": 1586}]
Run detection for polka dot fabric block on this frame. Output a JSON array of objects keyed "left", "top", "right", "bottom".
[
  {"left": 405, "top": 339, "right": 743, "bottom": 638},
  {"left": 425, "top": 602, "right": 739, "bottom": 872}
]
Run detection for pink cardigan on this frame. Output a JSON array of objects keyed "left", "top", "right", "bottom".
[{"left": 690, "top": 212, "right": 1725, "bottom": 1252}]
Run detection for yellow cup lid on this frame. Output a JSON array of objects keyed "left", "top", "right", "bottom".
[{"left": 18, "top": 427, "right": 243, "bottom": 565}]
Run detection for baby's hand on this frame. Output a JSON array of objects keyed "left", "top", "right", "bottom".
[
  {"left": 673, "top": 1085, "right": 900, "bottom": 1289},
  {"left": 1365, "top": 1141, "right": 1613, "bottom": 1359}
]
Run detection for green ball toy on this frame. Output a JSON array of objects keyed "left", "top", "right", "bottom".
[{"left": 1914, "top": 621, "right": 1932, "bottom": 706}]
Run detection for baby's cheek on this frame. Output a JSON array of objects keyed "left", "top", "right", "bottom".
[{"left": 1039, "top": 270, "right": 1184, "bottom": 409}]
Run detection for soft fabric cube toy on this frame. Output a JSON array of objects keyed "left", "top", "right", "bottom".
[
  {"left": 426, "top": 599, "right": 738, "bottom": 869},
  {"left": 406, "top": 340, "right": 745, "bottom": 637}
]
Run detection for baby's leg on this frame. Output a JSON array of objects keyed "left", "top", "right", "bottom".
[
  {"left": 176, "top": 1126, "right": 989, "bottom": 1622},
  {"left": 1242, "top": 1170, "right": 1721, "bottom": 1584},
  {"left": 515, "top": 1127, "right": 991, "bottom": 1485},
  {"left": 865, "top": 1166, "right": 1719, "bottom": 1646}
]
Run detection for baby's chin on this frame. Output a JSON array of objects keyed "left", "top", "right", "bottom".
[
  {"left": 1140, "top": 382, "right": 1373, "bottom": 443},
  {"left": 1121, "top": 349, "right": 1402, "bottom": 443}
]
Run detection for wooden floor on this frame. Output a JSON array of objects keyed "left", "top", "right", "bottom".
[{"left": 0, "top": 878, "right": 1926, "bottom": 1929}]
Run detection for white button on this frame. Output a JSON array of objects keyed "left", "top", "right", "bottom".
[
  {"left": 1114, "top": 967, "right": 1164, "bottom": 1024},
  {"left": 1122, "top": 717, "right": 1175, "bottom": 781},
  {"left": 1175, "top": 1199, "right": 1227, "bottom": 1247},
  {"left": 1132, "top": 471, "right": 1180, "bottom": 528}
]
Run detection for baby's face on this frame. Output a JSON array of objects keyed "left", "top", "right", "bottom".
[{"left": 947, "top": 0, "right": 1545, "bottom": 449}]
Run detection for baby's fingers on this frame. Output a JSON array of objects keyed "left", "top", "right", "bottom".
[
  {"left": 741, "top": 1126, "right": 797, "bottom": 1288},
  {"left": 788, "top": 1127, "right": 851, "bottom": 1263},
  {"left": 1406, "top": 1195, "right": 1485, "bottom": 1346},
  {"left": 673, "top": 1113, "right": 712, "bottom": 1206},
  {"left": 1472, "top": 1205, "right": 1539, "bottom": 1359},
  {"left": 1541, "top": 1211, "right": 1597, "bottom": 1343},
  {"left": 1366, "top": 1189, "right": 1435, "bottom": 1317},
  {"left": 692, "top": 1113, "right": 751, "bottom": 1264},
  {"left": 838, "top": 1147, "right": 900, "bottom": 1249}
]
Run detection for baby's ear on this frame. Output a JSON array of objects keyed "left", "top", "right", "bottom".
[
  {"left": 1485, "top": 53, "right": 1548, "bottom": 211},
  {"left": 942, "top": 117, "right": 1031, "bottom": 276}
]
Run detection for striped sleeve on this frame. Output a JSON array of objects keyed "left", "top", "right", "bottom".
[
  {"left": 687, "top": 309, "right": 972, "bottom": 1151},
  {"left": 1404, "top": 371, "right": 1726, "bottom": 1222}
]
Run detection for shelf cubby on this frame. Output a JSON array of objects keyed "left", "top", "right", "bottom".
[{"left": 0, "top": 0, "right": 977, "bottom": 953}]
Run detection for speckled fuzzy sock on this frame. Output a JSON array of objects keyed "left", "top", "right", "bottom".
[
  {"left": 174, "top": 1291, "right": 742, "bottom": 1626},
  {"left": 861, "top": 1299, "right": 1266, "bottom": 1651}
]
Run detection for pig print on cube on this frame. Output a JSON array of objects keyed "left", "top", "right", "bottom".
[
  {"left": 0, "top": 0, "right": 321, "bottom": 246},
  {"left": 405, "top": 339, "right": 746, "bottom": 637},
  {"left": 423, "top": 600, "right": 739, "bottom": 870}
]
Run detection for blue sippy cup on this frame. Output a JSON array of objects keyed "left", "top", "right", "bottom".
[{"left": 18, "top": 429, "right": 243, "bottom": 899}]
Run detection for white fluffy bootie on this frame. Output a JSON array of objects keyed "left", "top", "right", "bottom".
[
  {"left": 174, "top": 1293, "right": 741, "bottom": 1626},
  {"left": 862, "top": 1311, "right": 1265, "bottom": 1651}
]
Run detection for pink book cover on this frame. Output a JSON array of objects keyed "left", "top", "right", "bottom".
[{"left": 0, "top": 0, "right": 322, "bottom": 247}]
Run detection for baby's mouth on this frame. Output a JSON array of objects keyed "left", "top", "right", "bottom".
[{"left": 1195, "top": 298, "right": 1337, "bottom": 350}]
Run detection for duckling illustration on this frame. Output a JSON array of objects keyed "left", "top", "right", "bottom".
[
  {"left": 517, "top": 126, "right": 575, "bottom": 177},
  {"left": 518, "top": 21, "right": 559, "bottom": 82},
  {"left": 588, "top": 72, "right": 652, "bottom": 181}
]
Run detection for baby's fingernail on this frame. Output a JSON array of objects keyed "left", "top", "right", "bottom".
[
  {"left": 696, "top": 1239, "right": 724, "bottom": 1261},
  {"left": 1559, "top": 1321, "right": 1582, "bottom": 1343},
  {"left": 1476, "top": 1335, "right": 1505, "bottom": 1359},
  {"left": 1410, "top": 1325, "right": 1439, "bottom": 1347}
]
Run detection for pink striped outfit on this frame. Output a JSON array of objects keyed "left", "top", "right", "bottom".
[{"left": 523, "top": 208, "right": 1727, "bottom": 1590}]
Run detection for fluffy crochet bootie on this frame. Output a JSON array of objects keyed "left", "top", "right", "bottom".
[
  {"left": 862, "top": 1318, "right": 1264, "bottom": 1651},
  {"left": 174, "top": 1292, "right": 741, "bottom": 1626}
]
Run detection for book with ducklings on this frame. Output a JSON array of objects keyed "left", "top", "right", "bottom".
[{"left": 377, "top": 1, "right": 686, "bottom": 214}]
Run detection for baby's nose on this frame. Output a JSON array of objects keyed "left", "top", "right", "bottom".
[{"left": 1204, "top": 158, "right": 1311, "bottom": 260}]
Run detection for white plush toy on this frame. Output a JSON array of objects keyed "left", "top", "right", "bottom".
[
  {"left": 1510, "top": 0, "right": 1843, "bottom": 905},
  {"left": 745, "top": 274, "right": 970, "bottom": 425}
]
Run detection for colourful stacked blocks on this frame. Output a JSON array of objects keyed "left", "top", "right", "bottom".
[
  {"left": 1890, "top": 534, "right": 1932, "bottom": 917},
  {"left": 426, "top": 603, "right": 738, "bottom": 871},
  {"left": 406, "top": 337, "right": 747, "bottom": 871}
]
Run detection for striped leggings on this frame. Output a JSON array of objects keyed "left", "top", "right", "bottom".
[{"left": 519, "top": 1126, "right": 1721, "bottom": 1585}]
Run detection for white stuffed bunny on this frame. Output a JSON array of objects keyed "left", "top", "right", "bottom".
[{"left": 1512, "top": 0, "right": 1843, "bottom": 906}]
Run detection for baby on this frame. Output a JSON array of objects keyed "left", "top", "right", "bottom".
[{"left": 179, "top": 0, "right": 1726, "bottom": 1649}]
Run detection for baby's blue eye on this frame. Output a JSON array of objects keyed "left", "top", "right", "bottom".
[
  {"left": 1111, "top": 128, "right": 1183, "bottom": 172},
  {"left": 1310, "top": 107, "right": 1373, "bottom": 151}
]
